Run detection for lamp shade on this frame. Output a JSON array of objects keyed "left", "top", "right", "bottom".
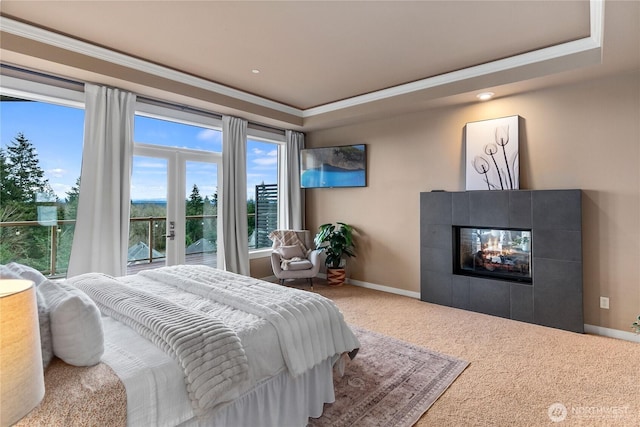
[{"left": 0, "top": 280, "right": 45, "bottom": 427}]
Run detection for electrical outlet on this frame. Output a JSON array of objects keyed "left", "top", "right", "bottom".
[{"left": 600, "top": 296, "right": 609, "bottom": 309}]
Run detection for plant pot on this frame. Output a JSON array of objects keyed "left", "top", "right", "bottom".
[{"left": 327, "top": 268, "right": 346, "bottom": 287}]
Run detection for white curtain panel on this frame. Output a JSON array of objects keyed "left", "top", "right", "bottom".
[
  {"left": 221, "top": 116, "right": 249, "bottom": 275},
  {"left": 68, "top": 84, "right": 135, "bottom": 277},
  {"left": 278, "top": 130, "right": 305, "bottom": 231}
]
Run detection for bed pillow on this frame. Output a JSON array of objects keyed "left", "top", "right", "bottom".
[
  {"left": 39, "top": 280, "right": 104, "bottom": 366},
  {"left": 35, "top": 288, "right": 54, "bottom": 369},
  {"left": 4, "top": 262, "right": 49, "bottom": 287},
  {"left": 0, "top": 264, "right": 54, "bottom": 369},
  {"left": 0, "top": 264, "right": 20, "bottom": 280},
  {"left": 277, "top": 245, "right": 306, "bottom": 260}
]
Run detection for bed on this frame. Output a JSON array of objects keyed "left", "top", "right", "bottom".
[{"left": 1, "top": 263, "right": 360, "bottom": 427}]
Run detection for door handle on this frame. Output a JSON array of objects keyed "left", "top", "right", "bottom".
[{"left": 164, "top": 221, "right": 175, "bottom": 241}]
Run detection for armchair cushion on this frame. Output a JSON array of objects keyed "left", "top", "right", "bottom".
[{"left": 286, "top": 260, "right": 314, "bottom": 271}]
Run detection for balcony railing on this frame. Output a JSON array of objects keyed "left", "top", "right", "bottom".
[
  {"left": 0, "top": 218, "right": 76, "bottom": 277},
  {"left": 0, "top": 213, "right": 266, "bottom": 278}
]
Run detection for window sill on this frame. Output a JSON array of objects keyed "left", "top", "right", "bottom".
[{"left": 249, "top": 248, "right": 272, "bottom": 259}]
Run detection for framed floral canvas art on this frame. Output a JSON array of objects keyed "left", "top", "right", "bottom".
[{"left": 465, "top": 115, "right": 520, "bottom": 191}]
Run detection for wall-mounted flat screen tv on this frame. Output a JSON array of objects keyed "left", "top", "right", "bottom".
[{"left": 300, "top": 144, "right": 367, "bottom": 188}]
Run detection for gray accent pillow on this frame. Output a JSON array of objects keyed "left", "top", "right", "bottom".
[
  {"left": 39, "top": 280, "right": 104, "bottom": 366},
  {"left": 0, "top": 264, "right": 21, "bottom": 280},
  {"left": 35, "top": 287, "right": 54, "bottom": 369},
  {"left": 0, "top": 263, "right": 53, "bottom": 369},
  {"left": 5, "top": 262, "right": 49, "bottom": 286}
]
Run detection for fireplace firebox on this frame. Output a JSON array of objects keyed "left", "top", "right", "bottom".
[{"left": 454, "top": 226, "right": 532, "bottom": 283}]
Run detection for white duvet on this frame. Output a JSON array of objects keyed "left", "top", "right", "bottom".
[
  {"left": 76, "top": 265, "right": 359, "bottom": 426},
  {"left": 139, "top": 265, "right": 360, "bottom": 376},
  {"left": 68, "top": 272, "right": 251, "bottom": 415}
]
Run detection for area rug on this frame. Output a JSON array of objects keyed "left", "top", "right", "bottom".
[{"left": 309, "top": 326, "right": 469, "bottom": 427}]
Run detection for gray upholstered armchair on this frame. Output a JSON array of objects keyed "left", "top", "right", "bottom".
[{"left": 269, "top": 230, "right": 321, "bottom": 289}]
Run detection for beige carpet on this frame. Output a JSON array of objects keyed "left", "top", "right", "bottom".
[
  {"left": 301, "top": 281, "right": 640, "bottom": 426},
  {"left": 309, "top": 325, "right": 468, "bottom": 427}
]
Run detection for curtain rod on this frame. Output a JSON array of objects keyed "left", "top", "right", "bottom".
[{"left": 1, "top": 63, "right": 289, "bottom": 136}]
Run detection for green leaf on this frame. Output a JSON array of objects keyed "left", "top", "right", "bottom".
[{"left": 314, "top": 221, "right": 357, "bottom": 268}]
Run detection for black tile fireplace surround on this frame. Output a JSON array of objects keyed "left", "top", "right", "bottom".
[{"left": 420, "top": 190, "right": 583, "bottom": 333}]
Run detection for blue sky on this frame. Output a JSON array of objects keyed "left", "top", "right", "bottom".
[
  {"left": 0, "top": 100, "right": 84, "bottom": 199},
  {"left": 1, "top": 100, "right": 278, "bottom": 201}
]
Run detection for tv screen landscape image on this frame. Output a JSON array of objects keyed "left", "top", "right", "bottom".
[{"left": 300, "top": 144, "right": 367, "bottom": 188}]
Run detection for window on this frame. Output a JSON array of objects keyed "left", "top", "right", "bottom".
[
  {"left": 0, "top": 77, "right": 84, "bottom": 276},
  {"left": 130, "top": 105, "right": 223, "bottom": 272},
  {"left": 247, "top": 136, "right": 282, "bottom": 250},
  {"left": 0, "top": 72, "right": 288, "bottom": 277},
  {"left": 132, "top": 107, "right": 285, "bottom": 257}
]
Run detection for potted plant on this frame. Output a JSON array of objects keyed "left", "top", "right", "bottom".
[{"left": 314, "top": 222, "right": 356, "bottom": 286}]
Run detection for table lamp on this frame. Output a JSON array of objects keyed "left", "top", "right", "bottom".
[{"left": 0, "top": 279, "right": 45, "bottom": 427}]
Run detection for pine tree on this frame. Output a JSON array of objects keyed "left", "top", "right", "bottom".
[
  {"left": 63, "top": 177, "right": 81, "bottom": 219},
  {"left": 0, "top": 147, "right": 25, "bottom": 206},
  {"left": 186, "top": 184, "right": 204, "bottom": 245},
  {"left": 5, "top": 132, "right": 52, "bottom": 204},
  {"left": 201, "top": 192, "right": 218, "bottom": 248},
  {"left": 66, "top": 177, "right": 81, "bottom": 203},
  {"left": 186, "top": 184, "right": 204, "bottom": 216},
  {"left": 53, "top": 176, "right": 82, "bottom": 271},
  {"left": 1, "top": 133, "right": 55, "bottom": 269}
]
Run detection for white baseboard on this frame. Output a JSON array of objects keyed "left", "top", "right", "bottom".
[
  {"left": 281, "top": 273, "right": 421, "bottom": 299},
  {"left": 345, "top": 278, "right": 421, "bottom": 299},
  {"left": 261, "top": 275, "right": 638, "bottom": 343},
  {"left": 347, "top": 280, "right": 638, "bottom": 343},
  {"left": 584, "top": 324, "right": 640, "bottom": 343}
]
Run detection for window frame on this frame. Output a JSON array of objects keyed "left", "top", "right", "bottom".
[
  {"left": 0, "top": 75, "right": 85, "bottom": 276},
  {"left": 246, "top": 131, "right": 285, "bottom": 256},
  {"left": 0, "top": 74, "right": 287, "bottom": 267},
  {"left": 135, "top": 101, "right": 286, "bottom": 258},
  {"left": 0, "top": 75, "right": 84, "bottom": 108}
]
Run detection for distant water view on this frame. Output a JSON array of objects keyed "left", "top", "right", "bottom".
[
  {"left": 301, "top": 165, "right": 366, "bottom": 188},
  {"left": 131, "top": 199, "right": 168, "bottom": 206}
]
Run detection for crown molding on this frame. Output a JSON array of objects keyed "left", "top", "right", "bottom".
[
  {"left": 0, "top": 0, "right": 603, "bottom": 120},
  {"left": 303, "top": 37, "right": 602, "bottom": 117},
  {"left": 304, "top": 0, "right": 604, "bottom": 117},
  {"left": 0, "top": 16, "right": 303, "bottom": 118}
]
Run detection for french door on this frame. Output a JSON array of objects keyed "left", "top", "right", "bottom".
[{"left": 129, "top": 143, "right": 222, "bottom": 273}]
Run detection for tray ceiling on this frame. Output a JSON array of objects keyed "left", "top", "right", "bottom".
[{"left": 1, "top": 1, "right": 637, "bottom": 129}]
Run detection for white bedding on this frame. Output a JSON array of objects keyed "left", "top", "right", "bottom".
[
  {"left": 70, "top": 272, "right": 251, "bottom": 415},
  {"left": 102, "top": 316, "right": 195, "bottom": 427},
  {"left": 88, "top": 265, "right": 359, "bottom": 426},
  {"left": 102, "top": 317, "right": 336, "bottom": 427},
  {"left": 138, "top": 265, "right": 360, "bottom": 376}
]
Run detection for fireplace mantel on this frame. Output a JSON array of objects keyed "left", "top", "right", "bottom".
[{"left": 420, "top": 190, "right": 583, "bottom": 333}]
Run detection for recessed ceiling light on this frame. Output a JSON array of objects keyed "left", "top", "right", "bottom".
[
  {"left": 251, "top": 69, "right": 260, "bottom": 74},
  {"left": 476, "top": 92, "right": 495, "bottom": 101}
]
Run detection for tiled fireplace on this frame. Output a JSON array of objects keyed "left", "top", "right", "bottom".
[{"left": 420, "top": 190, "right": 583, "bottom": 333}]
